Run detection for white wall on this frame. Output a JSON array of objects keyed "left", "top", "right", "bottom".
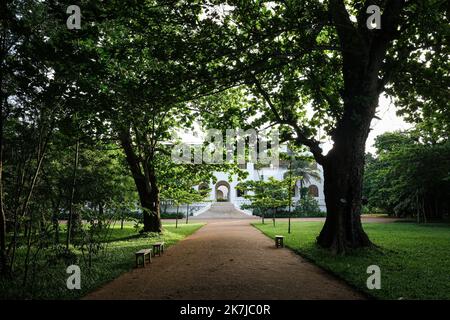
[{"left": 196, "top": 162, "right": 326, "bottom": 212}]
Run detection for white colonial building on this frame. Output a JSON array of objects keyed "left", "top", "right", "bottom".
[
  {"left": 165, "top": 129, "right": 326, "bottom": 217},
  {"left": 191, "top": 161, "right": 326, "bottom": 216},
  {"left": 163, "top": 159, "right": 326, "bottom": 217}
]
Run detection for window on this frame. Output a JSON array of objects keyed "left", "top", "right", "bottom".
[{"left": 308, "top": 185, "right": 319, "bottom": 197}]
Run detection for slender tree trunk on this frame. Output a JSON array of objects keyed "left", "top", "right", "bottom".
[
  {"left": 11, "top": 127, "right": 51, "bottom": 269},
  {"left": 0, "top": 81, "right": 6, "bottom": 275},
  {"left": 52, "top": 211, "right": 59, "bottom": 244},
  {"left": 98, "top": 203, "right": 104, "bottom": 229},
  {"left": 22, "top": 212, "right": 34, "bottom": 287},
  {"left": 175, "top": 204, "right": 179, "bottom": 228},
  {"left": 0, "top": 0, "right": 8, "bottom": 276},
  {"left": 272, "top": 208, "right": 276, "bottom": 227},
  {"left": 422, "top": 197, "right": 427, "bottom": 224},
  {"left": 66, "top": 138, "right": 80, "bottom": 250},
  {"left": 147, "top": 168, "right": 161, "bottom": 232},
  {"left": 50, "top": 192, "right": 62, "bottom": 243},
  {"left": 434, "top": 196, "right": 438, "bottom": 220},
  {"left": 288, "top": 158, "right": 292, "bottom": 234},
  {"left": 185, "top": 204, "right": 190, "bottom": 224},
  {"left": 288, "top": 206, "right": 291, "bottom": 233},
  {"left": 416, "top": 192, "right": 420, "bottom": 223}
]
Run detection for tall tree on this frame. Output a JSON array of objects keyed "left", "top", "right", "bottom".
[
  {"left": 73, "top": 1, "right": 247, "bottom": 232},
  {"left": 207, "top": 0, "right": 449, "bottom": 253},
  {"left": 239, "top": 177, "right": 291, "bottom": 226}
]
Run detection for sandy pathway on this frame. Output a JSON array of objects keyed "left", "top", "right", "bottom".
[{"left": 85, "top": 220, "right": 365, "bottom": 300}]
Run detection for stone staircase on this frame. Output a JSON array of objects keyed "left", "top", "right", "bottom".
[
  {"left": 192, "top": 202, "right": 254, "bottom": 219},
  {"left": 209, "top": 202, "right": 235, "bottom": 212}
]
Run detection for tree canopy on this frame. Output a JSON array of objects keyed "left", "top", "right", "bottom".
[
  {"left": 1, "top": 0, "right": 448, "bottom": 278},
  {"left": 364, "top": 130, "right": 450, "bottom": 220}
]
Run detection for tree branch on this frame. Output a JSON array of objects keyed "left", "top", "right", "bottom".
[
  {"left": 329, "top": 0, "right": 364, "bottom": 51},
  {"left": 377, "top": 0, "right": 407, "bottom": 42},
  {"left": 252, "top": 75, "right": 325, "bottom": 165}
]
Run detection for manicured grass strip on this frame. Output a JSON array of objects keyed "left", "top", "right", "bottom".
[
  {"left": 253, "top": 221, "right": 450, "bottom": 300},
  {"left": 0, "top": 223, "right": 204, "bottom": 300}
]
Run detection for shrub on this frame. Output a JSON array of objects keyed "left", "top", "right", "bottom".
[
  {"left": 160, "top": 212, "right": 184, "bottom": 219},
  {"left": 294, "top": 195, "right": 324, "bottom": 217}
]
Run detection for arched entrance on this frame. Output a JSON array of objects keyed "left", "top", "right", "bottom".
[{"left": 215, "top": 181, "right": 230, "bottom": 202}]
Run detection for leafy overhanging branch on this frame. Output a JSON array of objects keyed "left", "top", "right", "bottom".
[{"left": 251, "top": 74, "right": 325, "bottom": 165}]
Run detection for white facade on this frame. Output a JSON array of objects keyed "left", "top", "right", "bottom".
[
  {"left": 165, "top": 132, "right": 327, "bottom": 215},
  {"left": 195, "top": 162, "right": 326, "bottom": 215}
]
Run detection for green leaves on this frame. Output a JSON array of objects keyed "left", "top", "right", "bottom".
[
  {"left": 363, "top": 131, "right": 450, "bottom": 218},
  {"left": 239, "top": 176, "right": 291, "bottom": 211}
]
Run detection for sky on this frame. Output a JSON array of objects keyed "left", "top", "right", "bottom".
[{"left": 366, "top": 95, "right": 412, "bottom": 154}]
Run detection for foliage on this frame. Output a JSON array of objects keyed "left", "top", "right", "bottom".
[
  {"left": 294, "top": 195, "right": 323, "bottom": 217},
  {"left": 251, "top": 195, "right": 323, "bottom": 218},
  {"left": 203, "top": 0, "right": 449, "bottom": 251},
  {"left": 160, "top": 212, "right": 184, "bottom": 219},
  {"left": 282, "top": 156, "right": 321, "bottom": 187},
  {"left": 240, "top": 148, "right": 323, "bottom": 219},
  {"left": 0, "top": 222, "right": 204, "bottom": 299},
  {"left": 363, "top": 131, "right": 450, "bottom": 220},
  {"left": 239, "top": 177, "right": 290, "bottom": 214},
  {"left": 1, "top": 0, "right": 448, "bottom": 275}
]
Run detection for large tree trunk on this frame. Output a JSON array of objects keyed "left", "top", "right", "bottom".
[
  {"left": 316, "top": 86, "right": 378, "bottom": 253},
  {"left": 317, "top": 144, "right": 372, "bottom": 253},
  {"left": 314, "top": 0, "right": 396, "bottom": 252},
  {"left": 119, "top": 130, "right": 161, "bottom": 233},
  {"left": 130, "top": 166, "right": 161, "bottom": 233}
]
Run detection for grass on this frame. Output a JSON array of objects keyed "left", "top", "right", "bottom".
[
  {"left": 0, "top": 222, "right": 204, "bottom": 300},
  {"left": 253, "top": 220, "right": 450, "bottom": 300}
]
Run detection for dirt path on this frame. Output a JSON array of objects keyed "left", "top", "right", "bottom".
[{"left": 85, "top": 220, "right": 365, "bottom": 300}]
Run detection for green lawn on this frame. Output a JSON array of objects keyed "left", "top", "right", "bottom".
[
  {"left": 253, "top": 221, "right": 450, "bottom": 300},
  {"left": 0, "top": 222, "right": 204, "bottom": 300}
]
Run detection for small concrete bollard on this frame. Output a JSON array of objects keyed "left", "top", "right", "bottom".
[{"left": 275, "top": 235, "right": 284, "bottom": 248}]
